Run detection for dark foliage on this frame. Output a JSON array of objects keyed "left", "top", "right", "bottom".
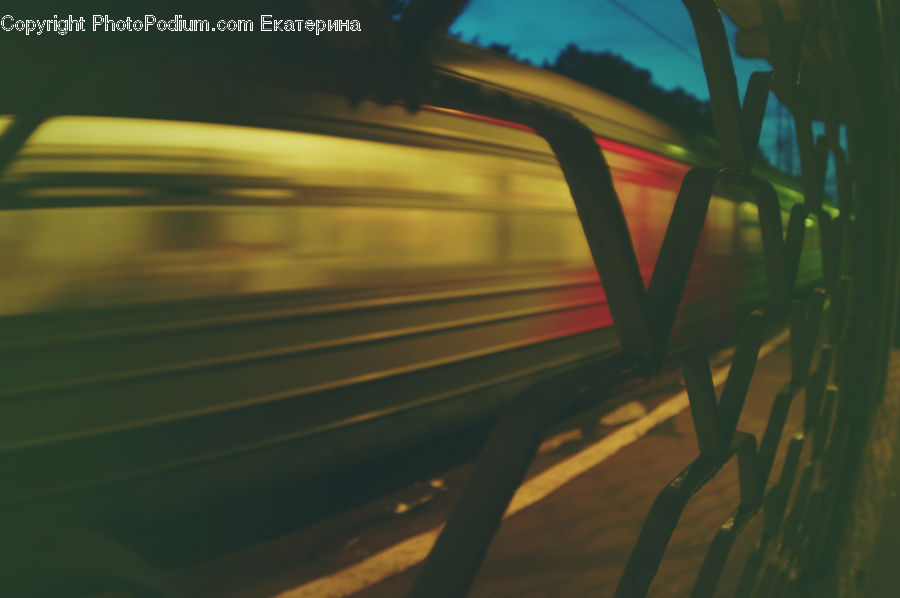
[
  {"left": 485, "top": 42, "right": 512, "bottom": 56},
  {"left": 547, "top": 44, "right": 716, "bottom": 137}
]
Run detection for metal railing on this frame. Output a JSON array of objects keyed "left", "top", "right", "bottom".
[
  {"left": 391, "top": 1, "right": 900, "bottom": 597},
  {"left": 1, "top": 1, "right": 897, "bottom": 596}
]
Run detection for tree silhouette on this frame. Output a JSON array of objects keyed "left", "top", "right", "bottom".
[
  {"left": 486, "top": 42, "right": 512, "bottom": 56},
  {"left": 547, "top": 44, "right": 715, "bottom": 137}
]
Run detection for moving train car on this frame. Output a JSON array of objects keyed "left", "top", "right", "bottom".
[{"left": 0, "top": 40, "right": 829, "bottom": 527}]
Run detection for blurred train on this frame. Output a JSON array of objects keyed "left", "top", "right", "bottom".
[{"left": 0, "top": 40, "right": 832, "bottom": 526}]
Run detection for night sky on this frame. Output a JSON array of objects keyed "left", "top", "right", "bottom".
[
  {"left": 449, "top": 0, "right": 811, "bottom": 175},
  {"left": 451, "top": 0, "right": 773, "bottom": 100}
]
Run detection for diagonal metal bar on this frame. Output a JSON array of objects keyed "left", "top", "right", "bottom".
[
  {"left": 821, "top": 385, "right": 850, "bottom": 491},
  {"left": 741, "top": 71, "right": 774, "bottom": 162},
  {"left": 406, "top": 376, "right": 579, "bottom": 598},
  {"left": 616, "top": 382, "right": 801, "bottom": 598},
  {"left": 812, "top": 135, "right": 831, "bottom": 209},
  {"left": 793, "top": 103, "right": 823, "bottom": 212},
  {"left": 789, "top": 300, "right": 811, "bottom": 382},
  {"left": 804, "top": 345, "right": 833, "bottom": 430},
  {"left": 818, "top": 210, "right": 839, "bottom": 288},
  {"left": 789, "top": 289, "right": 826, "bottom": 383},
  {"left": 717, "top": 174, "right": 789, "bottom": 291},
  {"left": 614, "top": 456, "right": 722, "bottom": 598},
  {"left": 757, "top": 383, "right": 800, "bottom": 484},
  {"left": 752, "top": 437, "right": 805, "bottom": 596},
  {"left": 833, "top": 145, "right": 853, "bottom": 216},
  {"left": 731, "top": 432, "right": 764, "bottom": 506},
  {"left": 735, "top": 533, "right": 769, "bottom": 598},
  {"left": 830, "top": 213, "right": 847, "bottom": 284},
  {"left": 834, "top": 331, "right": 852, "bottom": 386},
  {"left": 789, "top": 130, "right": 831, "bottom": 220},
  {"left": 783, "top": 203, "right": 809, "bottom": 295},
  {"left": 647, "top": 167, "right": 722, "bottom": 350},
  {"left": 690, "top": 502, "right": 758, "bottom": 598},
  {"left": 759, "top": 0, "right": 801, "bottom": 79},
  {"left": 532, "top": 117, "right": 656, "bottom": 358},
  {"left": 718, "top": 310, "right": 769, "bottom": 443},
  {"left": 814, "top": 386, "right": 838, "bottom": 459},
  {"left": 804, "top": 387, "right": 841, "bottom": 568},
  {"left": 682, "top": 353, "right": 727, "bottom": 458},
  {"left": 829, "top": 276, "right": 852, "bottom": 345},
  {"left": 689, "top": 433, "right": 763, "bottom": 598},
  {"left": 765, "top": 433, "right": 805, "bottom": 539},
  {"left": 813, "top": 385, "right": 853, "bottom": 566},
  {"left": 781, "top": 463, "right": 815, "bottom": 546},
  {"left": 680, "top": 311, "right": 768, "bottom": 461},
  {"left": 682, "top": 0, "right": 748, "bottom": 169},
  {"left": 748, "top": 178, "right": 790, "bottom": 305},
  {"left": 734, "top": 431, "right": 764, "bottom": 506}
]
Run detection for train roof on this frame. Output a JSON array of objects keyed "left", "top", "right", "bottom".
[
  {"left": 430, "top": 39, "right": 823, "bottom": 207},
  {"left": 430, "top": 39, "right": 692, "bottom": 156}
]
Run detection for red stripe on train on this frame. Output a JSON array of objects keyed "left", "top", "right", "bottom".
[{"left": 421, "top": 105, "right": 688, "bottom": 173}]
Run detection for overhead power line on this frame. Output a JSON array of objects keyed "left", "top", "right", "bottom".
[{"left": 604, "top": 0, "right": 704, "bottom": 67}]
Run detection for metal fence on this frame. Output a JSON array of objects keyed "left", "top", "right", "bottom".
[{"left": 390, "top": 1, "right": 900, "bottom": 597}]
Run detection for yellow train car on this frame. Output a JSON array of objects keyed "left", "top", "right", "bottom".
[{"left": 0, "top": 40, "right": 826, "bottom": 529}]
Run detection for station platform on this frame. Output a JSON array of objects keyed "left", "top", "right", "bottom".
[{"left": 173, "top": 328, "right": 833, "bottom": 598}]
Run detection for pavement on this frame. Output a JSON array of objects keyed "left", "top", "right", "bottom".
[{"left": 174, "top": 331, "right": 817, "bottom": 598}]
